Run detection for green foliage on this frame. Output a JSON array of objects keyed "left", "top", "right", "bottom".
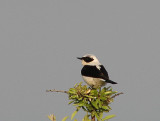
[
  {"left": 62, "top": 116, "right": 69, "bottom": 121},
  {"left": 68, "top": 82, "right": 118, "bottom": 121},
  {"left": 48, "top": 82, "right": 122, "bottom": 121},
  {"left": 102, "top": 115, "right": 116, "bottom": 121},
  {"left": 48, "top": 114, "right": 56, "bottom": 121}
]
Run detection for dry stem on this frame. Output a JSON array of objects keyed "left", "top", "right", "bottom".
[
  {"left": 46, "top": 89, "right": 68, "bottom": 93},
  {"left": 111, "top": 92, "right": 124, "bottom": 98}
]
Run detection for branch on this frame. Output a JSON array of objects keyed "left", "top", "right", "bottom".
[
  {"left": 91, "top": 115, "right": 95, "bottom": 121},
  {"left": 46, "top": 89, "right": 68, "bottom": 94},
  {"left": 111, "top": 92, "right": 124, "bottom": 98}
]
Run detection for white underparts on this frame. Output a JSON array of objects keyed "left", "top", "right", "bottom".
[{"left": 82, "top": 76, "right": 106, "bottom": 88}]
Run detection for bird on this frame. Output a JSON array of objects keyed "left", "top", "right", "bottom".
[{"left": 77, "top": 54, "right": 117, "bottom": 88}]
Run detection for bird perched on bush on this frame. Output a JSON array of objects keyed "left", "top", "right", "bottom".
[{"left": 77, "top": 54, "right": 117, "bottom": 88}]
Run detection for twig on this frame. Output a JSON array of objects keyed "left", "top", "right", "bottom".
[
  {"left": 111, "top": 92, "right": 123, "bottom": 98},
  {"left": 91, "top": 115, "right": 95, "bottom": 121},
  {"left": 46, "top": 89, "right": 68, "bottom": 93}
]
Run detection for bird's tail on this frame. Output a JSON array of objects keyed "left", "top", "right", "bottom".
[{"left": 106, "top": 80, "right": 117, "bottom": 84}]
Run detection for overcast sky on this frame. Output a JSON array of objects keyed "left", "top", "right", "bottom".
[{"left": 0, "top": 0, "right": 160, "bottom": 121}]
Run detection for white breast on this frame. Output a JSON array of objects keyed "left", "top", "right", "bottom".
[{"left": 82, "top": 76, "right": 106, "bottom": 88}]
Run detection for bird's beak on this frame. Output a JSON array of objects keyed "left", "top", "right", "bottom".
[{"left": 77, "top": 57, "right": 83, "bottom": 60}]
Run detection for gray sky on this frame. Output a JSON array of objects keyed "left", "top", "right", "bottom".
[{"left": 0, "top": 0, "right": 160, "bottom": 121}]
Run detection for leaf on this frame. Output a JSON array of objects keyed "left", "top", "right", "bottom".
[
  {"left": 100, "top": 89, "right": 105, "bottom": 97},
  {"left": 74, "top": 119, "right": 78, "bottom": 121},
  {"left": 82, "top": 114, "right": 91, "bottom": 121},
  {"left": 85, "top": 89, "right": 91, "bottom": 94},
  {"left": 107, "top": 105, "right": 111, "bottom": 109},
  {"left": 102, "top": 114, "right": 116, "bottom": 121},
  {"left": 76, "top": 106, "right": 81, "bottom": 111},
  {"left": 74, "top": 83, "right": 78, "bottom": 87},
  {"left": 48, "top": 114, "right": 56, "bottom": 121},
  {"left": 62, "top": 116, "right": 68, "bottom": 121},
  {"left": 68, "top": 100, "right": 74, "bottom": 104},
  {"left": 104, "top": 91, "right": 112, "bottom": 95},
  {"left": 90, "top": 89, "right": 98, "bottom": 96},
  {"left": 96, "top": 99, "right": 100, "bottom": 105},
  {"left": 69, "top": 88, "right": 76, "bottom": 94},
  {"left": 91, "top": 100, "right": 98, "bottom": 109},
  {"left": 94, "top": 111, "right": 100, "bottom": 121},
  {"left": 70, "top": 95, "right": 78, "bottom": 99},
  {"left": 105, "top": 91, "right": 117, "bottom": 95},
  {"left": 78, "top": 97, "right": 83, "bottom": 100},
  {"left": 73, "top": 101, "right": 84, "bottom": 106},
  {"left": 102, "top": 106, "right": 108, "bottom": 110},
  {"left": 85, "top": 103, "right": 94, "bottom": 111},
  {"left": 98, "top": 99, "right": 102, "bottom": 108},
  {"left": 71, "top": 110, "right": 78, "bottom": 120},
  {"left": 100, "top": 96, "right": 107, "bottom": 101}
]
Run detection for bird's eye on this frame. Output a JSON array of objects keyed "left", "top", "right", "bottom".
[{"left": 83, "top": 57, "right": 94, "bottom": 62}]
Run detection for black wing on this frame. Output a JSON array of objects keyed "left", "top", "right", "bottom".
[
  {"left": 81, "top": 65, "right": 117, "bottom": 84},
  {"left": 81, "top": 65, "right": 109, "bottom": 80},
  {"left": 99, "top": 65, "right": 109, "bottom": 80},
  {"left": 100, "top": 65, "right": 117, "bottom": 84}
]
